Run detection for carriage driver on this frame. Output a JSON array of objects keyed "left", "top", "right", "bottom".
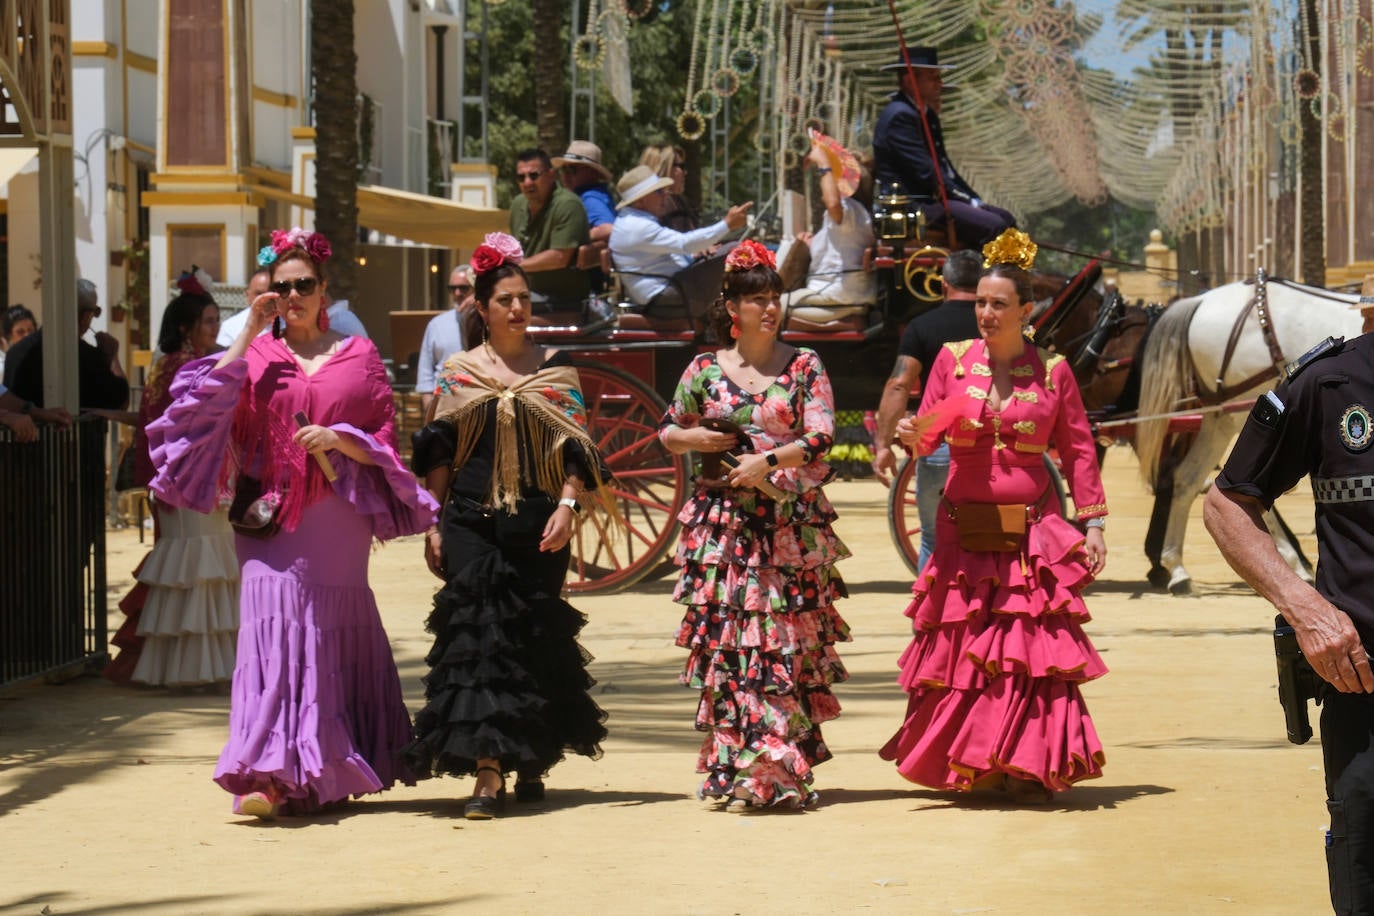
[
  {"left": 872, "top": 47, "right": 1016, "bottom": 248},
  {"left": 1204, "top": 277, "right": 1374, "bottom": 914}
]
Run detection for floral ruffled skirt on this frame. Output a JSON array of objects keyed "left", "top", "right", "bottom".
[{"left": 673, "top": 485, "right": 850, "bottom": 807}]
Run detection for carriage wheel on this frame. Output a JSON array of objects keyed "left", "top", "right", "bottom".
[
  {"left": 901, "top": 245, "right": 949, "bottom": 302},
  {"left": 565, "top": 361, "right": 688, "bottom": 594},
  {"left": 887, "top": 452, "right": 1071, "bottom": 579},
  {"left": 887, "top": 455, "right": 923, "bottom": 577}
]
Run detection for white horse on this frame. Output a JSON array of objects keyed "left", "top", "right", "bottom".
[{"left": 1134, "top": 274, "right": 1362, "bottom": 593}]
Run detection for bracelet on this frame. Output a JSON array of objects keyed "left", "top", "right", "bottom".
[
  {"left": 558, "top": 497, "right": 582, "bottom": 514},
  {"left": 1083, "top": 517, "right": 1106, "bottom": 530},
  {"left": 20, "top": 400, "right": 32, "bottom": 415},
  {"left": 815, "top": 167, "right": 832, "bottom": 176}
]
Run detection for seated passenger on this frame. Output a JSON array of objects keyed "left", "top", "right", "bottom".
[
  {"left": 872, "top": 46, "right": 1015, "bottom": 247},
  {"left": 608, "top": 165, "right": 751, "bottom": 313},
  {"left": 510, "top": 148, "right": 591, "bottom": 312},
  {"left": 554, "top": 141, "right": 616, "bottom": 248},
  {"left": 639, "top": 144, "right": 698, "bottom": 232},
  {"left": 783, "top": 139, "right": 877, "bottom": 324}
]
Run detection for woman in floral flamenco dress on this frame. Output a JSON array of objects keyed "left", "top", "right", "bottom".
[
  {"left": 105, "top": 275, "right": 238, "bottom": 688},
  {"left": 147, "top": 228, "right": 438, "bottom": 819},
  {"left": 879, "top": 248, "right": 1109, "bottom": 804},
  {"left": 659, "top": 240, "right": 850, "bottom": 811}
]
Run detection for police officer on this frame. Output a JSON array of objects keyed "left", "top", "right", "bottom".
[{"left": 1204, "top": 281, "right": 1374, "bottom": 915}]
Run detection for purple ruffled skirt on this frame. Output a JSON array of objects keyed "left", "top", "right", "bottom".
[{"left": 213, "top": 493, "right": 414, "bottom": 812}]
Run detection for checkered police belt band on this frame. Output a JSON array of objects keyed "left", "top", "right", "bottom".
[{"left": 1313, "top": 475, "right": 1374, "bottom": 503}]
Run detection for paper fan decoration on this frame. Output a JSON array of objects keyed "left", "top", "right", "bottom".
[{"left": 808, "top": 128, "right": 861, "bottom": 198}]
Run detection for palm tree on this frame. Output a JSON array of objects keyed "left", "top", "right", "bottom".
[
  {"left": 532, "top": 0, "right": 566, "bottom": 154},
  {"left": 310, "top": 0, "right": 359, "bottom": 303}
]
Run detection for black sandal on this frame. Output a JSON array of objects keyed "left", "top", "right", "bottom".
[{"left": 464, "top": 766, "right": 506, "bottom": 820}]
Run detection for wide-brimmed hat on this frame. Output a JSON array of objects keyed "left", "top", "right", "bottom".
[
  {"left": 552, "top": 140, "right": 613, "bottom": 183},
  {"left": 881, "top": 47, "right": 956, "bottom": 71},
  {"left": 615, "top": 165, "right": 674, "bottom": 210}
]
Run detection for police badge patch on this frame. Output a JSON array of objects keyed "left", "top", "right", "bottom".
[{"left": 1340, "top": 405, "right": 1374, "bottom": 452}]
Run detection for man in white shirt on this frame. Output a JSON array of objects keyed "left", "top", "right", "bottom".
[
  {"left": 416, "top": 265, "right": 472, "bottom": 410},
  {"left": 784, "top": 141, "right": 877, "bottom": 323},
  {"left": 608, "top": 165, "right": 752, "bottom": 312},
  {"left": 218, "top": 269, "right": 368, "bottom": 345}
]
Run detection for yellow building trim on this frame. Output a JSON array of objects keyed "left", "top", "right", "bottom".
[
  {"left": 451, "top": 162, "right": 497, "bottom": 177},
  {"left": 290, "top": 126, "right": 317, "bottom": 140},
  {"left": 252, "top": 86, "right": 296, "bottom": 108},
  {"left": 143, "top": 191, "right": 265, "bottom": 207},
  {"left": 243, "top": 165, "right": 292, "bottom": 188},
  {"left": 126, "top": 50, "right": 157, "bottom": 73},
  {"left": 150, "top": 172, "right": 241, "bottom": 186},
  {"left": 124, "top": 138, "right": 156, "bottom": 156},
  {"left": 73, "top": 41, "right": 119, "bottom": 59}
]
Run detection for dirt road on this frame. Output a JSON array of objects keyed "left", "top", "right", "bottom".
[{"left": 0, "top": 447, "right": 1330, "bottom": 915}]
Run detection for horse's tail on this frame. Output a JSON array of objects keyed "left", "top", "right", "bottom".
[{"left": 1134, "top": 297, "right": 1203, "bottom": 490}]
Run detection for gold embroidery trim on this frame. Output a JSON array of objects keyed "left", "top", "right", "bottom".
[
  {"left": 970, "top": 363, "right": 992, "bottom": 377},
  {"left": 945, "top": 340, "right": 975, "bottom": 377},
  {"left": 958, "top": 418, "right": 982, "bottom": 431},
  {"left": 946, "top": 436, "right": 977, "bottom": 447},
  {"left": 991, "top": 414, "right": 1005, "bottom": 450},
  {"left": 1013, "top": 420, "right": 1036, "bottom": 435},
  {"left": 966, "top": 386, "right": 988, "bottom": 400},
  {"left": 1076, "top": 504, "right": 1107, "bottom": 518},
  {"left": 1043, "top": 351, "right": 1065, "bottom": 391},
  {"left": 1013, "top": 441, "right": 1047, "bottom": 453},
  {"left": 1010, "top": 365, "right": 1034, "bottom": 377},
  {"left": 1012, "top": 391, "right": 1038, "bottom": 403}
]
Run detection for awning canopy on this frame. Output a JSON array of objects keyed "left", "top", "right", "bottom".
[
  {"left": 0, "top": 147, "right": 38, "bottom": 187},
  {"left": 356, "top": 184, "right": 506, "bottom": 250}
]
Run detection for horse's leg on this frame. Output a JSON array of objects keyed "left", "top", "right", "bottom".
[
  {"left": 1158, "top": 418, "right": 1235, "bottom": 595},
  {"left": 1145, "top": 432, "right": 1195, "bottom": 588},
  {"left": 1263, "top": 508, "right": 1316, "bottom": 582}
]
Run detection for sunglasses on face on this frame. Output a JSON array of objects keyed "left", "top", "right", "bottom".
[
  {"left": 268, "top": 277, "right": 319, "bottom": 297},
  {"left": 515, "top": 169, "right": 546, "bottom": 184},
  {"left": 449, "top": 284, "right": 472, "bottom": 294}
]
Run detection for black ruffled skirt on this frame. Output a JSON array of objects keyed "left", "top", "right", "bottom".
[{"left": 403, "top": 497, "right": 608, "bottom": 778}]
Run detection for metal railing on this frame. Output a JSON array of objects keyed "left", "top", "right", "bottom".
[{"left": 0, "top": 418, "right": 109, "bottom": 688}]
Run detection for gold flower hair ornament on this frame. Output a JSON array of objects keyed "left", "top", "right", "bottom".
[{"left": 982, "top": 228, "right": 1038, "bottom": 270}]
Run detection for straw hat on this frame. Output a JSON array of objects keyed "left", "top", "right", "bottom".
[
  {"left": 615, "top": 165, "right": 674, "bottom": 210},
  {"left": 552, "top": 140, "right": 613, "bottom": 183},
  {"left": 1358, "top": 273, "right": 1374, "bottom": 310}
]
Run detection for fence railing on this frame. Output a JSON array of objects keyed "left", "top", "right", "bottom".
[{"left": 0, "top": 417, "right": 109, "bottom": 688}]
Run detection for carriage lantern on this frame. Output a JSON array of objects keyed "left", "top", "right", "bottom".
[{"left": 874, "top": 181, "right": 917, "bottom": 242}]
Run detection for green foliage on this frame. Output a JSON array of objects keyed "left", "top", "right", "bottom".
[{"left": 1023, "top": 196, "right": 1163, "bottom": 276}]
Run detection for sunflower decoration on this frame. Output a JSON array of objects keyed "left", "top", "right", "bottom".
[
  {"left": 573, "top": 33, "right": 605, "bottom": 71},
  {"left": 1294, "top": 68, "right": 1320, "bottom": 100},
  {"left": 981, "top": 228, "right": 1038, "bottom": 270},
  {"left": 676, "top": 109, "right": 706, "bottom": 141}
]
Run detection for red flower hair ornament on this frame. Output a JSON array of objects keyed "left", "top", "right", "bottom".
[
  {"left": 470, "top": 232, "right": 525, "bottom": 275},
  {"left": 258, "top": 227, "right": 332, "bottom": 267},
  {"left": 724, "top": 238, "right": 776, "bottom": 273}
]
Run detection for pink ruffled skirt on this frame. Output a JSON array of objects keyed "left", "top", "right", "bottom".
[{"left": 879, "top": 511, "right": 1106, "bottom": 793}]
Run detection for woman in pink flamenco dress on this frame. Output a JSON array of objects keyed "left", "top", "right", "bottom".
[
  {"left": 147, "top": 229, "right": 438, "bottom": 819},
  {"left": 879, "top": 259, "right": 1109, "bottom": 804}
]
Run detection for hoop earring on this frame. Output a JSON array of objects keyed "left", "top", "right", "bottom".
[
  {"left": 482, "top": 322, "right": 490, "bottom": 346},
  {"left": 272, "top": 316, "right": 284, "bottom": 340}
]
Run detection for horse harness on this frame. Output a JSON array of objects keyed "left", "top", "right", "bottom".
[{"left": 1194, "top": 269, "right": 1304, "bottom": 405}]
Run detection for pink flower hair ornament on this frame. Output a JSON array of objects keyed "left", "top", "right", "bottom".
[
  {"left": 470, "top": 232, "right": 525, "bottom": 275},
  {"left": 724, "top": 238, "right": 776, "bottom": 273},
  {"left": 257, "top": 227, "right": 332, "bottom": 268}
]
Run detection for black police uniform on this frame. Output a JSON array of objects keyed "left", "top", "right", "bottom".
[{"left": 1215, "top": 332, "right": 1374, "bottom": 914}]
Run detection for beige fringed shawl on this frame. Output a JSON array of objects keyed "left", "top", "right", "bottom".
[{"left": 431, "top": 351, "right": 618, "bottom": 524}]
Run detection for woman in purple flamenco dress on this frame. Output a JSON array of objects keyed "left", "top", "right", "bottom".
[
  {"left": 147, "top": 229, "right": 438, "bottom": 819},
  {"left": 879, "top": 259, "right": 1110, "bottom": 804}
]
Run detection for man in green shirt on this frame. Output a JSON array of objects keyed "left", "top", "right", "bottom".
[{"left": 509, "top": 148, "right": 591, "bottom": 311}]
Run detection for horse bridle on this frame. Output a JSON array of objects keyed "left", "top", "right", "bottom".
[{"left": 1193, "top": 269, "right": 1351, "bottom": 404}]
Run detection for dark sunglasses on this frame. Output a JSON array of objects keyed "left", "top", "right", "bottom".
[
  {"left": 515, "top": 169, "right": 546, "bottom": 184},
  {"left": 268, "top": 277, "right": 319, "bottom": 297},
  {"left": 449, "top": 284, "right": 472, "bottom": 293},
  {"left": 673, "top": 161, "right": 687, "bottom": 170}
]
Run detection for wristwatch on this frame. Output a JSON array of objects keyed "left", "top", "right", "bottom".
[
  {"left": 19, "top": 400, "right": 32, "bottom": 415},
  {"left": 765, "top": 452, "right": 779, "bottom": 468},
  {"left": 1083, "top": 517, "right": 1105, "bottom": 530},
  {"left": 558, "top": 497, "right": 582, "bottom": 514}
]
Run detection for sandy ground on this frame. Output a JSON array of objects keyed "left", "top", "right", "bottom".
[{"left": 0, "top": 445, "right": 1334, "bottom": 916}]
